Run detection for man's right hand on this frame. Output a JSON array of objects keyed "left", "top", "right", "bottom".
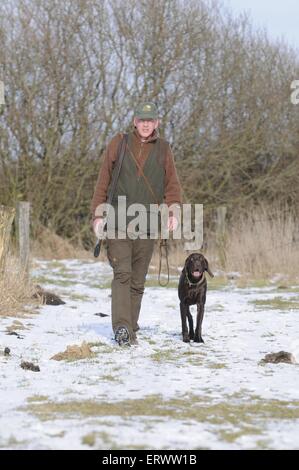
[{"left": 93, "top": 218, "right": 105, "bottom": 238}]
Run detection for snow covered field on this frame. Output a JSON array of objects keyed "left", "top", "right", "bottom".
[{"left": 1, "top": 258, "right": 299, "bottom": 450}]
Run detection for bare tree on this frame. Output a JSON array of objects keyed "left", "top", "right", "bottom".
[{"left": 0, "top": 0, "right": 298, "bottom": 249}]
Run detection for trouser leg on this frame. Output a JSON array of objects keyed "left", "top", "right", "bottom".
[
  {"left": 130, "top": 239, "right": 155, "bottom": 333},
  {"left": 106, "top": 238, "right": 133, "bottom": 338}
]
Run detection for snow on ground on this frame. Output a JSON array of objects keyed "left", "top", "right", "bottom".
[{"left": 1, "top": 258, "right": 299, "bottom": 450}]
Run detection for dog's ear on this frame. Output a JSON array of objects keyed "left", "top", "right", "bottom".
[
  {"left": 184, "top": 254, "right": 192, "bottom": 271},
  {"left": 204, "top": 258, "right": 214, "bottom": 277}
]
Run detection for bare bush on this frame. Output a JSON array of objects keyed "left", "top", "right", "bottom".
[
  {"left": 225, "top": 204, "right": 299, "bottom": 280},
  {"left": 0, "top": 0, "right": 298, "bottom": 252}
]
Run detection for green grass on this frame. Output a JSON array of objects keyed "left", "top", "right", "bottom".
[
  {"left": 101, "top": 375, "right": 123, "bottom": 383},
  {"left": 23, "top": 392, "right": 299, "bottom": 448},
  {"left": 48, "top": 279, "right": 74, "bottom": 287},
  {"left": 150, "top": 346, "right": 208, "bottom": 366},
  {"left": 250, "top": 297, "right": 299, "bottom": 310},
  {"left": 81, "top": 430, "right": 146, "bottom": 450},
  {"left": 24, "top": 393, "right": 299, "bottom": 425},
  {"left": 207, "top": 276, "right": 229, "bottom": 290},
  {"left": 46, "top": 261, "right": 66, "bottom": 269},
  {"left": 34, "top": 271, "right": 298, "bottom": 294},
  {"left": 181, "top": 350, "right": 202, "bottom": 356},
  {"left": 145, "top": 278, "right": 178, "bottom": 288},
  {"left": 32, "top": 275, "right": 74, "bottom": 287},
  {"left": 32, "top": 275, "right": 54, "bottom": 285},
  {"left": 92, "top": 342, "right": 115, "bottom": 354},
  {"left": 27, "top": 395, "right": 49, "bottom": 403},
  {"left": 235, "top": 278, "right": 272, "bottom": 289},
  {"left": 150, "top": 349, "right": 179, "bottom": 363},
  {"left": 82, "top": 433, "right": 97, "bottom": 447},
  {"left": 87, "top": 280, "right": 112, "bottom": 289},
  {"left": 144, "top": 338, "right": 157, "bottom": 346},
  {"left": 207, "top": 362, "right": 227, "bottom": 369},
  {"left": 66, "top": 293, "right": 91, "bottom": 301},
  {"left": 56, "top": 270, "right": 74, "bottom": 279},
  {"left": 81, "top": 275, "right": 228, "bottom": 290},
  {"left": 218, "top": 426, "right": 264, "bottom": 444},
  {"left": 145, "top": 275, "right": 230, "bottom": 290}
]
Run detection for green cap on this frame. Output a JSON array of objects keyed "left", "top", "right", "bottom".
[{"left": 134, "top": 101, "right": 159, "bottom": 120}]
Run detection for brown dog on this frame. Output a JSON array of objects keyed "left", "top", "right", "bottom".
[{"left": 178, "top": 253, "right": 214, "bottom": 343}]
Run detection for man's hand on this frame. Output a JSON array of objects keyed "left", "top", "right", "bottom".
[
  {"left": 167, "top": 215, "right": 178, "bottom": 232},
  {"left": 93, "top": 217, "right": 105, "bottom": 238}
]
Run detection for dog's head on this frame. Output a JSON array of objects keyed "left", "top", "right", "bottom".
[{"left": 184, "top": 253, "right": 214, "bottom": 279}]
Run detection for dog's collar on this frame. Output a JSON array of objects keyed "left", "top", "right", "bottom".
[{"left": 185, "top": 271, "right": 206, "bottom": 287}]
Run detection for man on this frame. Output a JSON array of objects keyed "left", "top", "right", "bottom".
[{"left": 91, "top": 102, "right": 182, "bottom": 346}]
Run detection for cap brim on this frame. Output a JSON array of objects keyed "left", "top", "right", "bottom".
[{"left": 135, "top": 113, "right": 158, "bottom": 120}]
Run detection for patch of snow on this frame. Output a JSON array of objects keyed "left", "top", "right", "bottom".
[{"left": 1, "top": 258, "right": 299, "bottom": 449}]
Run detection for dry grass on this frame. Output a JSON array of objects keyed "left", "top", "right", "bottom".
[
  {"left": 30, "top": 226, "right": 209, "bottom": 275},
  {"left": 27, "top": 206, "right": 299, "bottom": 284},
  {"left": 149, "top": 241, "right": 186, "bottom": 276},
  {"left": 225, "top": 205, "right": 299, "bottom": 280},
  {"left": 32, "top": 226, "right": 92, "bottom": 260},
  {"left": 148, "top": 205, "right": 299, "bottom": 283},
  {"left": 2, "top": 206, "right": 296, "bottom": 320},
  {"left": 0, "top": 254, "right": 38, "bottom": 317}
]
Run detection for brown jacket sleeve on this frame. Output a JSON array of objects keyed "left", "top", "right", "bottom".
[
  {"left": 90, "top": 133, "right": 123, "bottom": 221},
  {"left": 164, "top": 143, "right": 182, "bottom": 207}
]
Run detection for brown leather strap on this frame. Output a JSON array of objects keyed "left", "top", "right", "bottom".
[{"left": 125, "top": 143, "right": 160, "bottom": 205}]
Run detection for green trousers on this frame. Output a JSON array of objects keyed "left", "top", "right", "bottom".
[{"left": 106, "top": 237, "right": 155, "bottom": 340}]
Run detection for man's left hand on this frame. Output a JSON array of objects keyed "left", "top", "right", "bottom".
[{"left": 167, "top": 215, "right": 178, "bottom": 232}]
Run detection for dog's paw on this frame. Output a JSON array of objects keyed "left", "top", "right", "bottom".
[
  {"left": 189, "top": 331, "right": 195, "bottom": 340},
  {"left": 194, "top": 336, "right": 204, "bottom": 343},
  {"left": 183, "top": 334, "right": 190, "bottom": 343}
]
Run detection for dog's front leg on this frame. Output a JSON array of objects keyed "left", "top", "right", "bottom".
[
  {"left": 194, "top": 302, "right": 205, "bottom": 343},
  {"left": 180, "top": 302, "right": 190, "bottom": 342},
  {"left": 187, "top": 308, "right": 194, "bottom": 340}
]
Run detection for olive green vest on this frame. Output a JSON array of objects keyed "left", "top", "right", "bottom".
[{"left": 109, "top": 133, "right": 166, "bottom": 234}]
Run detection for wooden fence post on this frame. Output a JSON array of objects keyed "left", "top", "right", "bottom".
[
  {"left": 216, "top": 206, "right": 227, "bottom": 267},
  {"left": 0, "top": 205, "right": 16, "bottom": 275},
  {"left": 16, "top": 201, "right": 31, "bottom": 277}
]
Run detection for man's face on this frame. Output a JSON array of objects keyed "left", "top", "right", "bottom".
[{"left": 134, "top": 118, "right": 159, "bottom": 139}]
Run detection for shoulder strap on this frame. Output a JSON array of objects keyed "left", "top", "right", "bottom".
[
  {"left": 106, "top": 133, "right": 128, "bottom": 205},
  {"left": 125, "top": 140, "right": 161, "bottom": 205},
  {"left": 93, "top": 133, "right": 128, "bottom": 258}
]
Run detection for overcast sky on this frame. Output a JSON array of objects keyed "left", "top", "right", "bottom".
[{"left": 225, "top": 0, "right": 299, "bottom": 49}]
